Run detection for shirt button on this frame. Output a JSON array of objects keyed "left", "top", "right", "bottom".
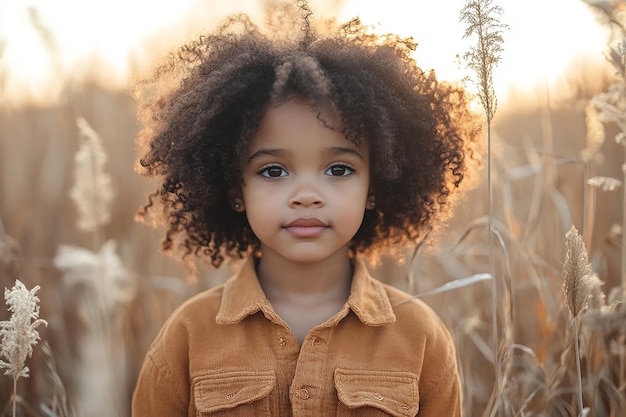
[
  {"left": 311, "top": 336, "right": 325, "bottom": 345},
  {"left": 373, "top": 392, "right": 384, "bottom": 401},
  {"left": 299, "top": 388, "right": 310, "bottom": 400},
  {"left": 277, "top": 336, "right": 287, "bottom": 347},
  {"left": 226, "top": 393, "right": 236, "bottom": 400}
]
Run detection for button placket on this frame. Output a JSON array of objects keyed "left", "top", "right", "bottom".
[
  {"left": 290, "top": 331, "right": 328, "bottom": 410},
  {"left": 298, "top": 387, "right": 310, "bottom": 400}
]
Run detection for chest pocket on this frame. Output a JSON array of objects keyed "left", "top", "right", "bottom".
[
  {"left": 334, "top": 368, "right": 419, "bottom": 417},
  {"left": 193, "top": 369, "right": 276, "bottom": 416}
]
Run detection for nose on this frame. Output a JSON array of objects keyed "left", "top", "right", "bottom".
[{"left": 288, "top": 184, "right": 325, "bottom": 208}]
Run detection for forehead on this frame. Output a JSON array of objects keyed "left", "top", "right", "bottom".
[{"left": 247, "top": 99, "right": 366, "bottom": 155}]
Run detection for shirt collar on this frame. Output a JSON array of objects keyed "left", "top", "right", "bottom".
[{"left": 215, "top": 256, "right": 396, "bottom": 326}]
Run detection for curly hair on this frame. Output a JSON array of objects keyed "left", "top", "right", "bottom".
[{"left": 133, "top": 0, "right": 481, "bottom": 271}]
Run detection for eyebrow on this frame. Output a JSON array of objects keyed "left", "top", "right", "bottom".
[
  {"left": 246, "top": 146, "right": 365, "bottom": 164},
  {"left": 326, "top": 146, "right": 365, "bottom": 161},
  {"left": 247, "top": 148, "right": 286, "bottom": 164}
]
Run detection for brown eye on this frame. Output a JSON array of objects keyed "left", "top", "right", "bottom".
[
  {"left": 325, "top": 164, "right": 354, "bottom": 177},
  {"left": 259, "top": 166, "right": 287, "bottom": 178}
]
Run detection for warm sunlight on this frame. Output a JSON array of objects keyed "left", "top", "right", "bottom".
[
  {"left": 340, "top": 0, "right": 609, "bottom": 100},
  {"left": 0, "top": 0, "right": 196, "bottom": 104},
  {"left": 0, "top": 0, "right": 611, "bottom": 105},
  {"left": 2, "top": 2, "right": 625, "bottom": 415}
]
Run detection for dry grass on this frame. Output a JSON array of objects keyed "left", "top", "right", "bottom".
[{"left": 0, "top": 1, "right": 625, "bottom": 417}]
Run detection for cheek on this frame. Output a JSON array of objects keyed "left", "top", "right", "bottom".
[
  {"left": 242, "top": 187, "right": 277, "bottom": 229},
  {"left": 332, "top": 187, "right": 369, "bottom": 224},
  {"left": 243, "top": 186, "right": 274, "bottom": 210}
]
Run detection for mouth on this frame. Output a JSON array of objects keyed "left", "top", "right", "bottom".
[
  {"left": 286, "top": 218, "right": 327, "bottom": 227},
  {"left": 284, "top": 218, "right": 328, "bottom": 237}
]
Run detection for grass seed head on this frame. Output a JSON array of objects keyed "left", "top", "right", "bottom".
[
  {"left": 563, "top": 226, "right": 595, "bottom": 317},
  {"left": 459, "top": 0, "right": 508, "bottom": 120},
  {"left": 70, "top": 117, "right": 115, "bottom": 232},
  {"left": 586, "top": 176, "right": 623, "bottom": 191},
  {"left": 0, "top": 279, "right": 48, "bottom": 380}
]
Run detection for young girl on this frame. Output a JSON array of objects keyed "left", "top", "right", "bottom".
[{"left": 131, "top": 2, "right": 480, "bottom": 416}]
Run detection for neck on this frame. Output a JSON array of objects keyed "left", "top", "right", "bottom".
[{"left": 256, "top": 247, "right": 353, "bottom": 302}]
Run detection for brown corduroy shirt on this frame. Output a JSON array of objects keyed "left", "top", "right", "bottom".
[{"left": 132, "top": 257, "right": 461, "bottom": 417}]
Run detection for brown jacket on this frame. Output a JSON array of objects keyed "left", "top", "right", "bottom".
[{"left": 132, "top": 257, "right": 461, "bottom": 416}]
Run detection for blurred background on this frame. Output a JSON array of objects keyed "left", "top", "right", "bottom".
[
  {"left": 0, "top": 0, "right": 610, "bottom": 104},
  {"left": 0, "top": 0, "right": 624, "bottom": 416}
]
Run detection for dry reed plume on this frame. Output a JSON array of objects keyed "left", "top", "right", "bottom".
[
  {"left": 70, "top": 117, "right": 115, "bottom": 246},
  {"left": 563, "top": 225, "right": 596, "bottom": 318},
  {"left": 562, "top": 226, "right": 594, "bottom": 417},
  {"left": 460, "top": 0, "right": 507, "bottom": 122},
  {"left": 586, "top": 3, "right": 626, "bottom": 291},
  {"left": 52, "top": 116, "right": 135, "bottom": 417},
  {"left": 459, "top": 1, "right": 508, "bottom": 415},
  {"left": 0, "top": 280, "right": 47, "bottom": 417}
]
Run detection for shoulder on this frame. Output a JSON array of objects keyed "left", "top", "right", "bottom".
[
  {"left": 150, "top": 283, "right": 227, "bottom": 346},
  {"left": 133, "top": 283, "right": 229, "bottom": 407},
  {"left": 382, "top": 282, "right": 448, "bottom": 329},
  {"left": 378, "top": 281, "right": 460, "bottom": 395},
  {"left": 353, "top": 259, "right": 452, "bottom": 339},
  {"left": 177, "top": 283, "right": 227, "bottom": 318},
  {"left": 374, "top": 280, "right": 457, "bottom": 355}
]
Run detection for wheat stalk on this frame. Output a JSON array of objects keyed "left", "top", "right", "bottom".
[
  {"left": 563, "top": 226, "right": 595, "bottom": 318},
  {"left": 70, "top": 117, "right": 115, "bottom": 249},
  {"left": 459, "top": 2, "right": 507, "bottom": 414},
  {"left": 590, "top": 37, "right": 626, "bottom": 293},
  {"left": 53, "top": 240, "right": 135, "bottom": 417},
  {"left": 0, "top": 279, "right": 47, "bottom": 417},
  {"left": 27, "top": 6, "right": 64, "bottom": 84},
  {"left": 460, "top": 0, "right": 507, "bottom": 123},
  {"left": 614, "top": 175, "right": 624, "bottom": 295},
  {"left": 562, "top": 225, "right": 596, "bottom": 417}
]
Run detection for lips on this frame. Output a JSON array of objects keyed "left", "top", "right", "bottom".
[
  {"left": 284, "top": 218, "right": 328, "bottom": 237},
  {"left": 285, "top": 218, "right": 327, "bottom": 228}
]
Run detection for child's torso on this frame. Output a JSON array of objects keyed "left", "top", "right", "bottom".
[{"left": 187, "top": 308, "right": 421, "bottom": 417}]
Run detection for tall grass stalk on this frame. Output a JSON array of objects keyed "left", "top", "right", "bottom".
[
  {"left": 54, "top": 242, "right": 135, "bottom": 417},
  {"left": 589, "top": 36, "right": 626, "bottom": 292},
  {"left": 583, "top": 0, "right": 626, "bottom": 297},
  {"left": 582, "top": 161, "right": 594, "bottom": 249},
  {"left": 459, "top": 1, "right": 507, "bottom": 412},
  {"left": 27, "top": 7, "right": 62, "bottom": 78},
  {"left": 622, "top": 162, "right": 626, "bottom": 290},
  {"left": 71, "top": 117, "right": 115, "bottom": 250},
  {"left": 0, "top": 280, "right": 47, "bottom": 417},
  {"left": 59, "top": 118, "right": 130, "bottom": 416},
  {"left": 563, "top": 225, "right": 595, "bottom": 417},
  {"left": 581, "top": 103, "right": 606, "bottom": 250}
]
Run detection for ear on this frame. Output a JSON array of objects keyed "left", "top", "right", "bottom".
[
  {"left": 366, "top": 194, "right": 376, "bottom": 210},
  {"left": 228, "top": 189, "right": 246, "bottom": 213}
]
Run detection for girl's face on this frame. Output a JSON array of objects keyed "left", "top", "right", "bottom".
[{"left": 239, "top": 99, "right": 371, "bottom": 265}]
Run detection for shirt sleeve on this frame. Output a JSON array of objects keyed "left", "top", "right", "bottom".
[
  {"left": 417, "top": 317, "right": 462, "bottom": 417},
  {"left": 131, "top": 319, "right": 191, "bottom": 417}
]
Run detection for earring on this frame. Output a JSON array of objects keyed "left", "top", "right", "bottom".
[
  {"left": 233, "top": 198, "right": 244, "bottom": 212},
  {"left": 367, "top": 196, "right": 376, "bottom": 209}
]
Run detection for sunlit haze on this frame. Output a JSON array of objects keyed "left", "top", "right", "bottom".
[
  {"left": 0, "top": 0, "right": 611, "bottom": 105},
  {"left": 341, "top": 0, "right": 610, "bottom": 100}
]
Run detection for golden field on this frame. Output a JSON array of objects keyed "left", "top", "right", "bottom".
[{"left": 0, "top": 1, "right": 624, "bottom": 416}]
